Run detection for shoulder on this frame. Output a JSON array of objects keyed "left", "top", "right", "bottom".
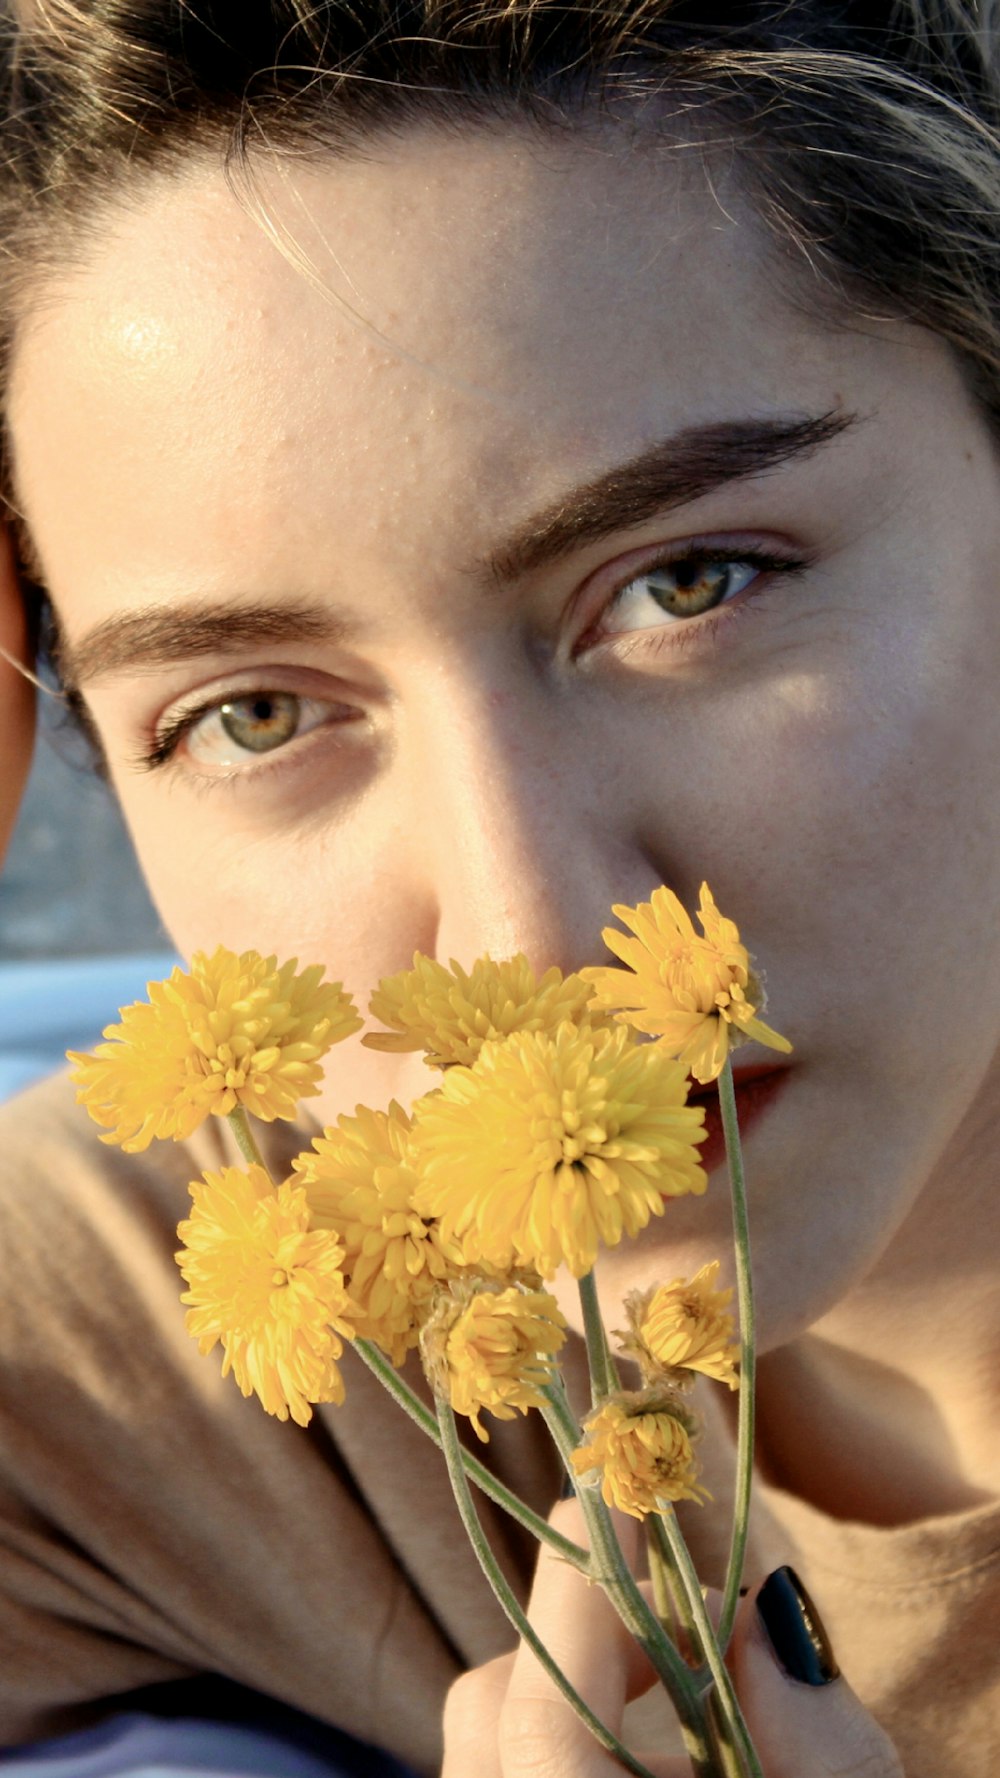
[
  {"left": 0, "top": 1069, "right": 226, "bottom": 1296},
  {"left": 0, "top": 1072, "right": 236, "bottom": 1443},
  {"left": 0, "top": 1074, "right": 513, "bottom": 1761}
]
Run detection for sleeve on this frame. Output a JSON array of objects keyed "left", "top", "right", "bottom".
[{"left": 0, "top": 1072, "right": 492, "bottom": 1775}]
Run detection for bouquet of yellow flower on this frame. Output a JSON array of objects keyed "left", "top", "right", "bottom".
[{"left": 69, "top": 884, "right": 790, "bottom": 1778}]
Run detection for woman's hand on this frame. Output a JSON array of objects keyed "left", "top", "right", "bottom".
[
  {"left": 0, "top": 527, "right": 35, "bottom": 866},
  {"left": 442, "top": 1500, "right": 904, "bottom": 1778}
]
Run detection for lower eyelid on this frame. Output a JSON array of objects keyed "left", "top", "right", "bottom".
[
  {"left": 607, "top": 595, "right": 754, "bottom": 661},
  {"left": 595, "top": 577, "right": 804, "bottom": 669}
]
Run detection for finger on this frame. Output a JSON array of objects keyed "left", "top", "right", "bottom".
[
  {"left": 442, "top": 1590, "right": 691, "bottom": 1778},
  {"left": 442, "top": 1650, "right": 514, "bottom": 1778},
  {"left": 0, "top": 528, "right": 35, "bottom": 866},
  {"left": 498, "top": 1499, "right": 659, "bottom": 1776},
  {"left": 729, "top": 1568, "right": 904, "bottom": 1778}
]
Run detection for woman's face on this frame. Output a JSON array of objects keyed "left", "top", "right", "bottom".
[{"left": 9, "top": 125, "right": 1000, "bottom": 1343}]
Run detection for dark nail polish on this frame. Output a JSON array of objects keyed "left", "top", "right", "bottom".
[
  {"left": 559, "top": 1469, "right": 577, "bottom": 1500},
  {"left": 756, "top": 1566, "right": 840, "bottom": 1686}
]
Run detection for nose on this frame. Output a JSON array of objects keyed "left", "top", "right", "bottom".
[{"left": 401, "top": 674, "right": 667, "bottom": 977}]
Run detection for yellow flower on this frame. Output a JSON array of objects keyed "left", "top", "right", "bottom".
[
  {"left": 69, "top": 948, "right": 362, "bottom": 1151},
  {"left": 582, "top": 883, "right": 791, "bottom": 1084},
  {"left": 176, "top": 1165, "right": 356, "bottom": 1427},
  {"left": 620, "top": 1261, "right": 740, "bottom": 1390},
  {"left": 412, "top": 1022, "right": 706, "bottom": 1279},
  {"left": 570, "top": 1393, "right": 708, "bottom": 1518},
  {"left": 292, "top": 1101, "right": 457, "bottom": 1364},
  {"left": 363, "top": 952, "right": 602, "bottom": 1069},
  {"left": 422, "top": 1280, "right": 567, "bottom": 1442}
]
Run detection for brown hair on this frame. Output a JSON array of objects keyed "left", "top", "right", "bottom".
[{"left": 2, "top": 0, "right": 1000, "bottom": 556}]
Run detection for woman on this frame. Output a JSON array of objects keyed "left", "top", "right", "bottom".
[{"left": 0, "top": 2, "right": 997, "bottom": 1773}]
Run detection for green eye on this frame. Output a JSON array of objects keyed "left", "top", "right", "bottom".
[
  {"left": 590, "top": 544, "right": 811, "bottom": 650},
  {"left": 640, "top": 559, "right": 746, "bottom": 618},
  {"left": 145, "top": 685, "right": 357, "bottom": 775},
  {"left": 218, "top": 692, "right": 302, "bottom": 753},
  {"left": 179, "top": 688, "right": 338, "bottom": 769},
  {"left": 597, "top": 546, "right": 807, "bottom": 643}
]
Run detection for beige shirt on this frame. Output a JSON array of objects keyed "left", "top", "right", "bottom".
[
  {"left": 0, "top": 1073, "right": 997, "bottom": 1774},
  {"left": 677, "top": 1394, "right": 1000, "bottom": 1778}
]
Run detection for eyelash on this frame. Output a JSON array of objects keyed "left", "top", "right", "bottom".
[
  {"left": 136, "top": 543, "right": 810, "bottom": 779},
  {"left": 135, "top": 693, "right": 340, "bottom": 776},
  {"left": 586, "top": 543, "right": 811, "bottom": 654}
]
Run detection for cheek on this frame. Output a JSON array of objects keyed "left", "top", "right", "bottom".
[
  {"left": 118, "top": 770, "right": 414, "bottom": 957},
  {"left": 117, "top": 789, "right": 440, "bottom": 1117},
  {"left": 700, "top": 614, "right": 1000, "bottom": 1088},
  {"left": 118, "top": 789, "right": 384, "bottom": 973}
]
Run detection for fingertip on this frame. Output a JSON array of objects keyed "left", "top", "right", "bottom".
[{"left": 752, "top": 1566, "right": 840, "bottom": 1687}]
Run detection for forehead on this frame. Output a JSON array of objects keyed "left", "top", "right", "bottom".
[
  {"left": 14, "top": 121, "right": 780, "bottom": 389},
  {"left": 6, "top": 122, "right": 913, "bottom": 615}
]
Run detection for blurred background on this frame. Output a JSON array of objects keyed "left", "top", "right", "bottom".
[
  {"left": 2, "top": 716, "right": 163, "bottom": 961},
  {"left": 0, "top": 705, "right": 175, "bottom": 1100}
]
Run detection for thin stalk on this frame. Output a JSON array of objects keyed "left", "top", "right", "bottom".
[
  {"left": 647, "top": 1527, "right": 749, "bottom": 1778},
  {"left": 645, "top": 1517, "right": 686, "bottom": 1649},
  {"left": 646, "top": 1513, "right": 708, "bottom": 1676},
  {"left": 716, "top": 1058, "right": 756, "bottom": 1654},
  {"left": 705, "top": 1691, "right": 755, "bottom": 1778},
  {"left": 578, "top": 1269, "right": 617, "bottom": 1403},
  {"left": 657, "top": 1504, "right": 765, "bottom": 1778},
  {"left": 352, "top": 1339, "right": 589, "bottom": 1571},
  {"left": 540, "top": 1391, "right": 701, "bottom": 1710},
  {"left": 226, "top": 1107, "right": 270, "bottom": 1174},
  {"left": 436, "top": 1396, "right": 661, "bottom": 1778},
  {"left": 540, "top": 1372, "right": 585, "bottom": 1467}
]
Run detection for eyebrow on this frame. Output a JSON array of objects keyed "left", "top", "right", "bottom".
[
  {"left": 63, "top": 408, "right": 857, "bottom": 689},
  {"left": 62, "top": 601, "right": 345, "bottom": 690},
  {"left": 477, "top": 408, "right": 858, "bottom": 587}
]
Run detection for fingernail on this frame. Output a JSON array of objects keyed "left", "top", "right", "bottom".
[
  {"left": 756, "top": 1566, "right": 840, "bottom": 1686},
  {"left": 559, "top": 1469, "right": 577, "bottom": 1500}
]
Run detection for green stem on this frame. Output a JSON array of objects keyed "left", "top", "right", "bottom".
[
  {"left": 716, "top": 1058, "right": 756, "bottom": 1654},
  {"left": 352, "top": 1339, "right": 589, "bottom": 1571},
  {"left": 540, "top": 1390, "right": 701, "bottom": 1712},
  {"left": 706, "top": 1691, "right": 756, "bottom": 1778},
  {"left": 646, "top": 1528, "right": 749, "bottom": 1778},
  {"left": 645, "top": 1517, "right": 687, "bottom": 1649},
  {"left": 436, "top": 1395, "right": 660, "bottom": 1778},
  {"left": 645, "top": 1519, "right": 675, "bottom": 1626},
  {"left": 578, "top": 1269, "right": 618, "bottom": 1403},
  {"left": 226, "top": 1106, "right": 270, "bottom": 1174},
  {"left": 657, "top": 1504, "right": 765, "bottom": 1778},
  {"left": 646, "top": 1512, "right": 708, "bottom": 1673}
]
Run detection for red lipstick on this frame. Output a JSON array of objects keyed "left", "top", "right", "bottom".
[{"left": 688, "top": 1063, "right": 790, "bottom": 1177}]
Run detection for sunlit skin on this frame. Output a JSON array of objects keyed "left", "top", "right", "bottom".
[{"left": 7, "top": 125, "right": 1000, "bottom": 1539}]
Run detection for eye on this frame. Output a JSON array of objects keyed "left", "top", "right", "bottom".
[
  {"left": 145, "top": 689, "right": 347, "bottom": 772},
  {"left": 595, "top": 546, "right": 804, "bottom": 640},
  {"left": 189, "top": 691, "right": 314, "bottom": 763}
]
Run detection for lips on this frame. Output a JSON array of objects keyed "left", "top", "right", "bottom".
[{"left": 687, "top": 1063, "right": 790, "bottom": 1177}]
